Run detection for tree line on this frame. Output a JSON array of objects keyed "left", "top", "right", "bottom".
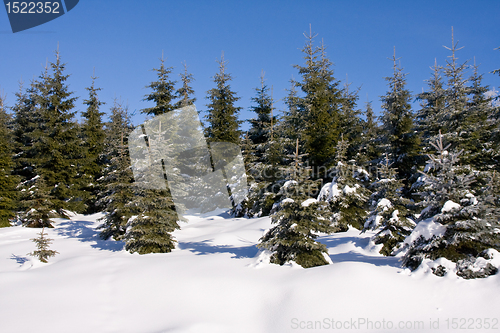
[{"left": 0, "top": 28, "right": 499, "bottom": 277}]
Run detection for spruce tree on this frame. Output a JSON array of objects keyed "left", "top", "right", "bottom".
[
  {"left": 403, "top": 135, "right": 500, "bottom": 277},
  {"left": 294, "top": 29, "right": 342, "bottom": 174},
  {"left": 0, "top": 94, "right": 18, "bottom": 227},
  {"left": 357, "top": 100, "right": 381, "bottom": 170},
  {"left": 363, "top": 157, "right": 415, "bottom": 256},
  {"left": 380, "top": 48, "right": 420, "bottom": 189},
  {"left": 80, "top": 74, "right": 106, "bottom": 213},
  {"left": 339, "top": 77, "right": 364, "bottom": 161},
  {"left": 27, "top": 228, "right": 58, "bottom": 263},
  {"left": 174, "top": 61, "right": 196, "bottom": 109},
  {"left": 19, "top": 175, "right": 54, "bottom": 228},
  {"left": 142, "top": 53, "right": 176, "bottom": 116},
  {"left": 31, "top": 50, "right": 82, "bottom": 214},
  {"left": 97, "top": 100, "right": 135, "bottom": 240},
  {"left": 318, "top": 136, "right": 370, "bottom": 231},
  {"left": 258, "top": 139, "right": 333, "bottom": 268},
  {"left": 205, "top": 52, "right": 242, "bottom": 144}
]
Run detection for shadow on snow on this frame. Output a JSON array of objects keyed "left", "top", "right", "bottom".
[
  {"left": 55, "top": 219, "right": 125, "bottom": 252},
  {"left": 178, "top": 240, "right": 259, "bottom": 258}
]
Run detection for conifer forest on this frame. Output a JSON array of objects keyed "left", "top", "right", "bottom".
[{"left": 1, "top": 20, "right": 500, "bottom": 332}]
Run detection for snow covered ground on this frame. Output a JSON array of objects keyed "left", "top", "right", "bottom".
[{"left": 1, "top": 211, "right": 500, "bottom": 333}]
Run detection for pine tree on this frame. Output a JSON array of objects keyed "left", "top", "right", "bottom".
[
  {"left": 363, "top": 156, "right": 415, "bottom": 256},
  {"left": 142, "top": 53, "right": 176, "bottom": 116},
  {"left": 403, "top": 134, "right": 500, "bottom": 277},
  {"left": 294, "top": 29, "right": 342, "bottom": 174},
  {"left": 27, "top": 228, "right": 58, "bottom": 263},
  {"left": 318, "top": 136, "right": 370, "bottom": 231},
  {"left": 205, "top": 52, "right": 242, "bottom": 144},
  {"left": 97, "top": 100, "right": 135, "bottom": 240},
  {"left": 0, "top": 93, "right": 18, "bottom": 227},
  {"left": 258, "top": 139, "right": 333, "bottom": 268},
  {"left": 339, "top": 77, "right": 364, "bottom": 161},
  {"left": 380, "top": 48, "right": 421, "bottom": 189},
  {"left": 80, "top": 73, "right": 106, "bottom": 213},
  {"left": 174, "top": 61, "right": 196, "bottom": 109}
]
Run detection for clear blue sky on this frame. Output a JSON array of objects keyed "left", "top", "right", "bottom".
[{"left": 1, "top": 0, "right": 499, "bottom": 130}]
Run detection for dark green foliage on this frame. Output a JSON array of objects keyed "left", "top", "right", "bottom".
[
  {"left": 380, "top": 49, "right": 421, "bottom": 189},
  {"left": 403, "top": 135, "right": 500, "bottom": 273},
  {"left": 123, "top": 189, "right": 180, "bottom": 254},
  {"left": 294, "top": 31, "right": 342, "bottom": 173},
  {"left": 28, "top": 50, "right": 83, "bottom": 214},
  {"left": 357, "top": 100, "right": 381, "bottom": 169},
  {"left": 363, "top": 157, "right": 415, "bottom": 256},
  {"left": 97, "top": 100, "right": 135, "bottom": 240},
  {"left": 205, "top": 53, "right": 242, "bottom": 144},
  {"left": 248, "top": 72, "right": 276, "bottom": 147},
  {"left": 80, "top": 75, "right": 106, "bottom": 213},
  {"left": 0, "top": 95, "right": 18, "bottom": 227},
  {"left": 319, "top": 137, "right": 369, "bottom": 231},
  {"left": 19, "top": 175, "right": 54, "bottom": 228},
  {"left": 258, "top": 149, "right": 332, "bottom": 268},
  {"left": 340, "top": 79, "right": 364, "bottom": 161},
  {"left": 174, "top": 61, "right": 196, "bottom": 109},
  {"left": 27, "top": 228, "right": 58, "bottom": 263},
  {"left": 142, "top": 55, "right": 176, "bottom": 116}
]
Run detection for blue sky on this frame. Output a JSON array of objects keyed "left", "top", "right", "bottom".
[{"left": 1, "top": 0, "right": 499, "bottom": 130}]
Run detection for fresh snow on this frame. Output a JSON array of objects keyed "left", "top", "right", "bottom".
[
  {"left": 441, "top": 200, "right": 461, "bottom": 213},
  {"left": 1, "top": 212, "right": 500, "bottom": 332},
  {"left": 377, "top": 198, "right": 392, "bottom": 210},
  {"left": 404, "top": 218, "right": 447, "bottom": 246},
  {"left": 301, "top": 198, "right": 316, "bottom": 207}
]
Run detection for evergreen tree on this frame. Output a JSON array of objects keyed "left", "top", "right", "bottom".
[
  {"left": 142, "top": 53, "right": 176, "bottom": 116},
  {"left": 27, "top": 228, "right": 58, "bottom": 263},
  {"left": 248, "top": 71, "right": 275, "bottom": 147},
  {"left": 258, "top": 139, "right": 333, "bottom": 268},
  {"left": 205, "top": 52, "right": 242, "bottom": 144},
  {"left": 318, "top": 136, "right": 370, "bottom": 231},
  {"left": 19, "top": 175, "right": 54, "bottom": 228},
  {"left": 30, "top": 50, "right": 82, "bottom": 214},
  {"left": 416, "top": 59, "right": 446, "bottom": 145},
  {"left": 294, "top": 29, "right": 342, "bottom": 174},
  {"left": 12, "top": 80, "right": 40, "bottom": 183},
  {"left": 403, "top": 134, "right": 500, "bottom": 277},
  {"left": 174, "top": 61, "right": 196, "bottom": 109},
  {"left": 339, "top": 77, "right": 364, "bottom": 161},
  {"left": 280, "top": 79, "right": 305, "bottom": 145},
  {"left": 97, "top": 100, "right": 135, "bottom": 240},
  {"left": 0, "top": 94, "right": 18, "bottom": 227},
  {"left": 363, "top": 156, "right": 415, "bottom": 256},
  {"left": 380, "top": 48, "right": 420, "bottom": 189},
  {"left": 357, "top": 100, "right": 381, "bottom": 170},
  {"left": 80, "top": 74, "right": 106, "bottom": 213}
]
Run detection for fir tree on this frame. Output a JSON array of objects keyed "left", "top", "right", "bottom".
[
  {"left": 0, "top": 93, "right": 18, "bottom": 227},
  {"left": 339, "top": 77, "right": 364, "bottom": 161},
  {"left": 19, "top": 175, "right": 54, "bottom": 228},
  {"left": 27, "top": 228, "right": 58, "bottom": 263},
  {"left": 31, "top": 50, "right": 82, "bottom": 214},
  {"left": 205, "top": 52, "right": 242, "bottom": 144},
  {"left": 142, "top": 53, "right": 176, "bottom": 116},
  {"left": 357, "top": 100, "right": 381, "bottom": 169},
  {"left": 294, "top": 28, "right": 342, "bottom": 174},
  {"left": 318, "top": 136, "right": 370, "bottom": 231},
  {"left": 363, "top": 156, "right": 415, "bottom": 256},
  {"left": 174, "top": 61, "right": 196, "bottom": 109},
  {"left": 403, "top": 134, "right": 500, "bottom": 277},
  {"left": 80, "top": 73, "right": 106, "bottom": 213},
  {"left": 97, "top": 100, "right": 135, "bottom": 240},
  {"left": 380, "top": 48, "right": 421, "bottom": 190},
  {"left": 258, "top": 139, "right": 332, "bottom": 268}
]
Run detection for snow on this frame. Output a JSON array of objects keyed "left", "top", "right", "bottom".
[
  {"left": 441, "top": 200, "right": 461, "bottom": 213},
  {"left": 1, "top": 212, "right": 500, "bottom": 332},
  {"left": 318, "top": 182, "right": 341, "bottom": 202},
  {"left": 343, "top": 184, "right": 357, "bottom": 194},
  {"left": 377, "top": 198, "right": 392, "bottom": 210},
  {"left": 404, "top": 218, "right": 447, "bottom": 246},
  {"left": 301, "top": 198, "right": 316, "bottom": 207}
]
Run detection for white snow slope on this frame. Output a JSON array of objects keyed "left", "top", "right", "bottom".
[{"left": 1, "top": 211, "right": 500, "bottom": 333}]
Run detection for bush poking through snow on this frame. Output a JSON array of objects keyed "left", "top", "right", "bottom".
[{"left": 27, "top": 228, "right": 58, "bottom": 263}]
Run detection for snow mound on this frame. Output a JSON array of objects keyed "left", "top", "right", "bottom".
[{"left": 441, "top": 200, "right": 460, "bottom": 213}]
